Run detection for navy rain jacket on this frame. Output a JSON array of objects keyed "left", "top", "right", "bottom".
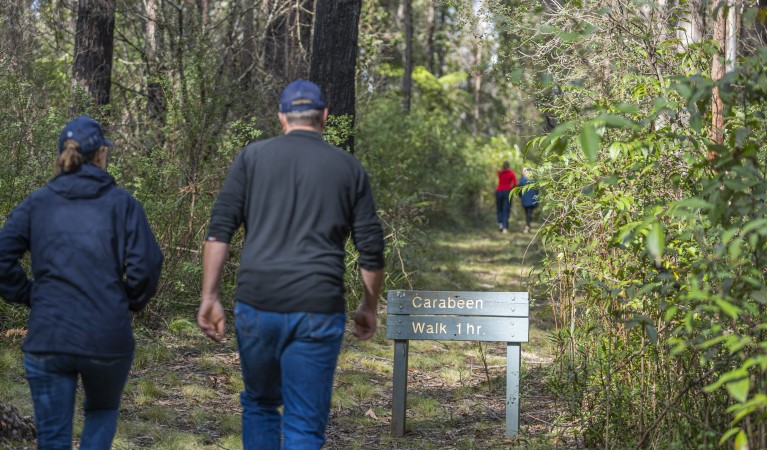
[
  {"left": 0, "top": 163, "right": 163, "bottom": 357},
  {"left": 518, "top": 176, "right": 539, "bottom": 208}
]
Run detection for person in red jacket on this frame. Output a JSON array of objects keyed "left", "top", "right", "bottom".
[{"left": 496, "top": 161, "right": 517, "bottom": 233}]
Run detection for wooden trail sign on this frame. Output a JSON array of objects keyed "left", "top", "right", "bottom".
[{"left": 385, "top": 290, "right": 529, "bottom": 438}]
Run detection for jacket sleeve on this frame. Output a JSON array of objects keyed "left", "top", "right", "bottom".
[
  {"left": 351, "top": 169, "right": 385, "bottom": 270},
  {"left": 207, "top": 151, "right": 247, "bottom": 243},
  {"left": 124, "top": 197, "right": 164, "bottom": 312},
  {"left": 0, "top": 199, "right": 33, "bottom": 306}
]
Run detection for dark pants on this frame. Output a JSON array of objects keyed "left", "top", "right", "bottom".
[
  {"left": 524, "top": 205, "right": 537, "bottom": 227},
  {"left": 496, "top": 190, "right": 511, "bottom": 230},
  {"left": 24, "top": 352, "right": 133, "bottom": 450}
]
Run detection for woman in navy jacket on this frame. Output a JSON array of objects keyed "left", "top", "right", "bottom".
[
  {"left": 518, "top": 168, "right": 540, "bottom": 233},
  {"left": 0, "top": 116, "right": 163, "bottom": 449}
]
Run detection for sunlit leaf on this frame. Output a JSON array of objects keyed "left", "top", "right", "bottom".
[
  {"left": 727, "top": 377, "right": 750, "bottom": 403},
  {"left": 579, "top": 124, "right": 599, "bottom": 162},
  {"left": 735, "top": 430, "right": 750, "bottom": 450},
  {"left": 646, "top": 221, "right": 665, "bottom": 266}
]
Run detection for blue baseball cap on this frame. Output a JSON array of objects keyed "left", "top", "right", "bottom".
[
  {"left": 57, "top": 115, "right": 113, "bottom": 154},
  {"left": 279, "top": 79, "right": 326, "bottom": 113}
]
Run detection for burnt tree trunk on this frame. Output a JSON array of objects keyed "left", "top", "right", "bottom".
[
  {"left": 309, "top": 0, "right": 361, "bottom": 152},
  {"left": 402, "top": 0, "right": 412, "bottom": 114},
  {"left": 72, "top": 0, "right": 116, "bottom": 113}
]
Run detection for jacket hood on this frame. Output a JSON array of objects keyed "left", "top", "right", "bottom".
[{"left": 47, "top": 163, "right": 116, "bottom": 199}]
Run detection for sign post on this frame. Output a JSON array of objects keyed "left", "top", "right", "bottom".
[{"left": 385, "top": 290, "right": 529, "bottom": 438}]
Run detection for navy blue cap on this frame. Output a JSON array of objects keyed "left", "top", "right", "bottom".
[
  {"left": 279, "top": 80, "right": 326, "bottom": 113},
  {"left": 57, "top": 115, "right": 113, "bottom": 154}
]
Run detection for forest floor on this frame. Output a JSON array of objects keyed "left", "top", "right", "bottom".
[{"left": 0, "top": 216, "right": 576, "bottom": 449}]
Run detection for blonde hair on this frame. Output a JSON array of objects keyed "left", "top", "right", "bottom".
[{"left": 54, "top": 140, "right": 97, "bottom": 175}]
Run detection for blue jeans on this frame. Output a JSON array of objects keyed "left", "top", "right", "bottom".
[
  {"left": 23, "top": 352, "right": 133, "bottom": 450},
  {"left": 234, "top": 301, "right": 346, "bottom": 450},
  {"left": 496, "top": 190, "right": 511, "bottom": 230}
]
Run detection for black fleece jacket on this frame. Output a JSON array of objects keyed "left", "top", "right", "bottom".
[{"left": 207, "top": 130, "right": 385, "bottom": 313}]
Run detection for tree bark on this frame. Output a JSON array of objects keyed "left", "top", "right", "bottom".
[
  {"left": 72, "top": 0, "right": 116, "bottom": 113},
  {"left": 145, "top": 0, "right": 166, "bottom": 123},
  {"left": 472, "top": 44, "right": 482, "bottom": 137},
  {"left": 710, "top": 3, "right": 726, "bottom": 146},
  {"left": 725, "top": 0, "right": 738, "bottom": 73},
  {"left": 309, "top": 0, "right": 361, "bottom": 152},
  {"left": 426, "top": 1, "right": 436, "bottom": 75},
  {"left": 402, "top": 0, "right": 413, "bottom": 114},
  {"left": 759, "top": 0, "right": 767, "bottom": 44}
]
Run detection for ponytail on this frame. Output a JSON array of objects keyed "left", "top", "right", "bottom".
[{"left": 54, "top": 140, "right": 96, "bottom": 175}]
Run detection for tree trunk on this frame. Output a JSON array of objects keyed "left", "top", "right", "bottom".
[
  {"left": 435, "top": 5, "right": 446, "bottom": 77},
  {"left": 1, "top": 0, "right": 31, "bottom": 72},
  {"left": 710, "top": 3, "right": 726, "bottom": 146},
  {"left": 145, "top": 0, "right": 166, "bottom": 123},
  {"left": 402, "top": 0, "right": 413, "bottom": 114},
  {"left": 426, "top": 1, "right": 436, "bottom": 75},
  {"left": 677, "top": 0, "right": 702, "bottom": 50},
  {"left": 472, "top": 44, "right": 482, "bottom": 137},
  {"left": 309, "top": 0, "right": 361, "bottom": 152},
  {"left": 240, "top": 1, "right": 256, "bottom": 91},
  {"left": 72, "top": 0, "right": 116, "bottom": 114},
  {"left": 759, "top": 0, "right": 767, "bottom": 44},
  {"left": 725, "top": 0, "right": 738, "bottom": 73}
]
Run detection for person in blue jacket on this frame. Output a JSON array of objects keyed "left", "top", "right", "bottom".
[
  {"left": 0, "top": 116, "right": 163, "bottom": 449},
  {"left": 518, "top": 168, "right": 540, "bottom": 233}
]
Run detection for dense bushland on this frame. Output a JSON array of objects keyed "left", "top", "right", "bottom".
[{"left": 505, "top": 0, "right": 767, "bottom": 444}]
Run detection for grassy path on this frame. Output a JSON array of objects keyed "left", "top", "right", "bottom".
[{"left": 0, "top": 221, "right": 562, "bottom": 449}]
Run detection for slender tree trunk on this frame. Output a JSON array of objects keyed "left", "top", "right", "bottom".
[
  {"left": 677, "top": 0, "right": 702, "bottom": 49},
  {"left": 472, "top": 44, "right": 481, "bottom": 136},
  {"left": 309, "top": 0, "right": 361, "bottom": 152},
  {"left": 725, "top": 0, "right": 738, "bottom": 72},
  {"left": 426, "top": 0, "right": 436, "bottom": 74},
  {"left": 72, "top": 0, "right": 116, "bottom": 114},
  {"left": 759, "top": 0, "right": 767, "bottom": 44},
  {"left": 435, "top": 5, "right": 446, "bottom": 77},
  {"left": 402, "top": 0, "right": 412, "bottom": 114},
  {"left": 240, "top": 1, "right": 256, "bottom": 91},
  {"left": 710, "top": 2, "right": 726, "bottom": 146},
  {"left": 197, "top": 0, "right": 209, "bottom": 29},
  {"left": 145, "top": 0, "right": 166, "bottom": 123}
]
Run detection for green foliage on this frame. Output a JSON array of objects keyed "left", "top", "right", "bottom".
[{"left": 528, "top": 37, "right": 767, "bottom": 448}]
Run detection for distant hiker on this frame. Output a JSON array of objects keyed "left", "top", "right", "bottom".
[
  {"left": 496, "top": 161, "right": 517, "bottom": 233},
  {"left": 0, "top": 115, "right": 163, "bottom": 449},
  {"left": 518, "top": 168, "right": 539, "bottom": 233},
  {"left": 197, "top": 79, "right": 385, "bottom": 449}
]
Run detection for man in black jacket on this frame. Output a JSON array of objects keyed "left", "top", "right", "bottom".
[{"left": 197, "top": 79, "right": 385, "bottom": 449}]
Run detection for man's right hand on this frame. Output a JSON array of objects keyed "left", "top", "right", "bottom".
[
  {"left": 353, "top": 303, "right": 377, "bottom": 340},
  {"left": 198, "top": 296, "right": 225, "bottom": 342}
]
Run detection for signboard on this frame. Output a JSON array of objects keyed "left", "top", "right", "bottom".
[{"left": 385, "top": 290, "right": 529, "bottom": 438}]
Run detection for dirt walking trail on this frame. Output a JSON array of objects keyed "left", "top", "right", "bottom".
[{"left": 324, "top": 222, "right": 563, "bottom": 450}]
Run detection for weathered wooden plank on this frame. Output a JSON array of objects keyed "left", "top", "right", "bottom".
[
  {"left": 387, "top": 290, "right": 528, "bottom": 317},
  {"left": 391, "top": 340, "right": 409, "bottom": 437},
  {"left": 386, "top": 315, "right": 529, "bottom": 342}
]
